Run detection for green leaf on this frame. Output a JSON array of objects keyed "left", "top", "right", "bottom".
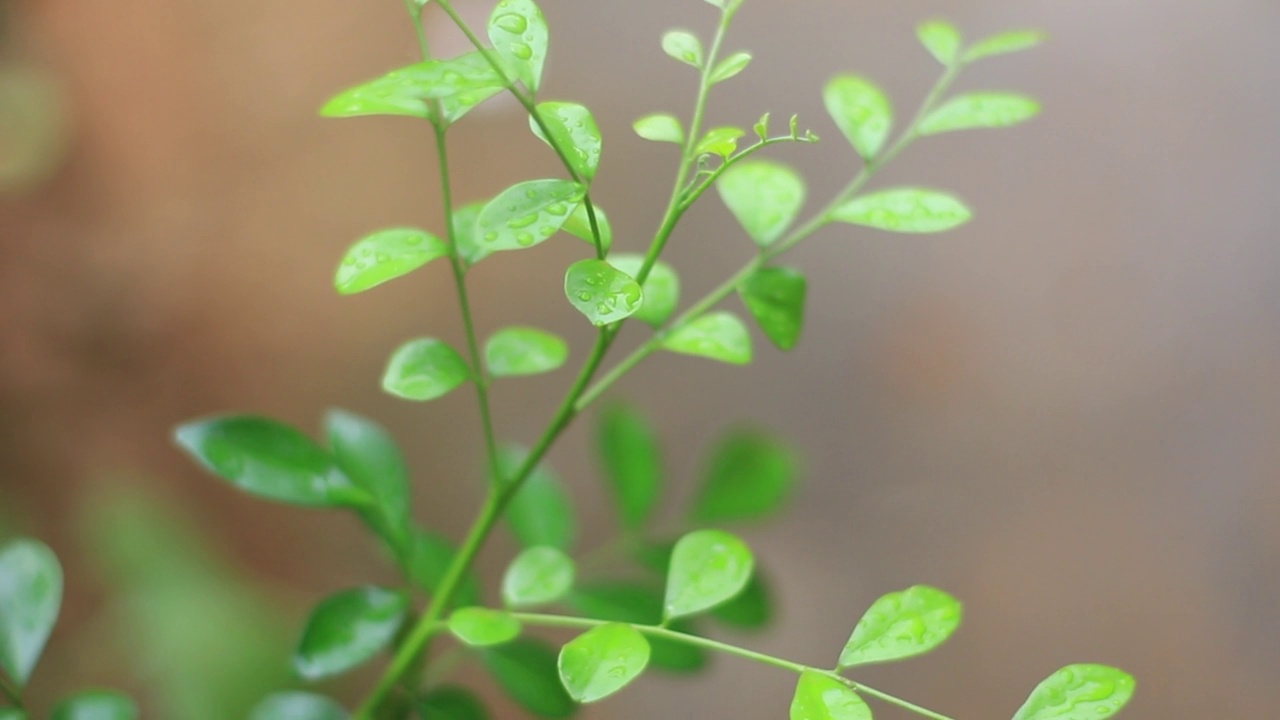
[
  {"left": 593, "top": 403, "right": 662, "bottom": 529},
  {"left": 406, "top": 529, "right": 482, "bottom": 606},
  {"left": 691, "top": 428, "right": 798, "bottom": 523},
  {"left": 716, "top": 159, "right": 806, "bottom": 247},
  {"left": 502, "top": 546, "right": 576, "bottom": 608},
  {"left": 709, "top": 51, "right": 753, "bottom": 84},
  {"left": 1013, "top": 665, "right": 1135, "bottom": 720},
  {"left": 561, "top": 202, "right": 613, "bottom": 253},
  {"left": 694, "top": 127, "right": 745, "bottom": 159},
  {"left": 564, "top": 259, "right": 644, "bottom": 326},
  {"left": 662, "top": 312, "right": 752, "bottom": 365},
  {"left": 663, "top": 530, "right": 754, "bottom": 621},
  {"left": 789, "top": 671, "right": 871, "bottom": 720},
  {"left": 661, "top": 30, "right": 704, "bottom": 68},
  {"left": 475, "top": 179, "right": 585, "bottom": 253},
  {"left": 709, "top": 570, "right": 773, "bottom": 629},
  {"left": 499, "top": 447, "right": 576, "bottom": 550},
  {"left": 334, "top": 228, "right": 448, "bottom": 295},
  {"left": 753, "top": 112, "right": 771, "bottom": 141},
  {"left": 963, "top": 29, "right": 1046, "bottom": 62},
  {"left": 739, "top": 265, "right": 807, "bottom": 351},
  {"left": 917, "top": 19, "right": 962, "bottom": 65},
  {"left": 837, "top": 585, "right": 962, "bottom": 668},
  {"left": 447, "top": 608, "right": 522, "bottom": 648},
  {"left": 453, "top": 201, "right": 490, "bottom": 268},
  {"left": 568, "top": 584, "right": 708, "bottom": 673},
  {"left": 530, "top": 102, "right": 603, "bottom": 182},
  {"left": 485, "top": 326, "right": 569, "bottom": 378},
  {"left": 0, "top": 710, "right": 25, "bottom": 720},
  {"left": 557, "top": 623, "right": 650, "bottom": 703},
  {"left": 174, "top": 416, "right": 368, "bottom": 507},
  {"left": 830, "top": 188, "right": 971, "bottom": 233},
  {"left": 249, "top": 692, "right": 348, "bottom": 720},
  {"left": 417, "top": 686, "right": 490, "bottom": 720},
  {"left": 632, "top": 113, "right": 684, "bottom": 145},
  {"left": 325, "top": 409, "right": 411, "bottom": 551},
  {"left": 50, "top": 691, "right": 139, "bottom": 720},
  {"left": 381, "top": 338, "right": 471, "bottom": 402},
  {"left": 487, "top": 0, "right": 549, "bottom": 93},
  {"left": 482, "top": 638, "right": 577, "bottom": 719},
  {"left": 607, "top": 255, "right": 680, "bottom": 327},
  {"left": 294, "top": 586, "right": 408, "bottom": 680},
  {"left": 918, "top": 92, "right": 1041, "bottom": 135},
  {"left": 823, "top": 75, "right": 892, "bottom": 161},
  {"left": 320, "top": 53, "right": 506, "bottom": 122},
  {"left": 0, "top": 539, "right": 62, "bottom": 686}
]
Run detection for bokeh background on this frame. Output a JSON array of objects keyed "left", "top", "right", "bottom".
[{"left": 2, "top": 0, "right": 1278, "bottom": 717}]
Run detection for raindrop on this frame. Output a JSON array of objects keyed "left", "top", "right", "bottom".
[
  {"left": 516, "top": 232, "right": 535, "bottom": 246},
  {"left": 494, "top": 13, "right": 528, "bottom": 34},
  {"left": 510, "top": 43, "right": 534, "bottom": 61}
]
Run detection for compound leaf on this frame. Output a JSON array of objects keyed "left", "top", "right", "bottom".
[
  {"left": 694, "top": 126, "right": 745, "bottom": 158},
  {"left": 964, "top": 30, "right": 1046, "bottom": 62},
  {"left": 561, "top": 202, "right": 613, "bottom": 254},
  {"left": 709, "top": 52, "right": 753, "bottom": 84},
  {"left": 320, "top": 53, "right": 505, "bottom": 123},
  {"left": 568, "top": 584, "right": 708, "bottom": 673}
]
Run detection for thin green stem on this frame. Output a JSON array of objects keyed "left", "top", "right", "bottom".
[
  {"left": 0, "top": 673, "right": 22, "bottom": 708},
  {"left": 849, "top": 682, "right": 955, "bottom": 720}
]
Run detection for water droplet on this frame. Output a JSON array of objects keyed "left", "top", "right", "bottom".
[
  {"left": 539, "top": 226, "right": 556, "bottom": 236},
  {"left": 525, "top": 189, "right": 539, "bottom": 199},
  {"left": 375, "top": 253, "right": 390, "bottom": 263},
  {"left": 360, "top": 248, "right": 373, "bottom": 257},
  {"left": 484, "top": 231, "right": 499, "bottom": 242},
  {"left": 506, "top": 213, "right": 539, "bottom": 229},
  {"left": 342, "top": 257, "right": 358, "bottom": 267},
  {"left": 494, "top": 13, "right": 528, "bottom": 34},
  {"left": 510, "top": 43, "right": 534, "bottom": 61},
  {"left": 596, "top": 302, "right": 611, "bottom": 315},
  {"left": 403, "top": 235, "right": 423, "bottom": 245},
  {"left": 576, "top": 291, "right": 592, "bottom": 301},
  {"left": 545, "top": 202, "right": 568, "bottom": 215},
  {"left": 516, "top": 232, "right": 535, "bottom": 246}
]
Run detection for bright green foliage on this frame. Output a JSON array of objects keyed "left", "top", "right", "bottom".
[
  {"left": 530, "top": 102, "right": 603, "bottom": 182},
  {"left": 920, "top": 92, "right": 1041, "bottom": 135},
  {"left": 695, "top": 126, "right": 745, "bottom": 158},
  {"left": 334, "top": 228, "right": 448, "bottom": 295},
  {"left": 568, "top": 584, "right": 708, "bottom": 672},
  {"left": 452, "top": 201, "right": 490, "bottom": 267},
  {"left": 917, "top": 19, "right": 962, "bottom": 65},
  {"left": 381, "top": 337, "right": 472, "bottom": 401},
  {"left": 838, "top": 585, "right": 962, "bottom": 668},
  {"left": 1013, "top": 665, "right": 1135, "bottom": 720},
  {"left": 964, "top": 30, "right": 1046, "bottom": 62},
  {"left": 662, "top": 30, "right": 704, "bottom": 68},
  {"left": 418, "top": 686, "right": 490, "bottom": 720},
  {"left": 500, "top": 447, "right": 577, "bottom": 550},
  {"left": 0, "top": 539, "right": 61, "bottom": 686},
  {"left": 325, "top": 409, "right": 412, "bottom": 552},
  {"left": 830, "top": 188, "right": 972, "bottom": 233},
  {"left": 0, "top": 710, "right": 24, "bottom": 720},
  {"left": 558, "top": 623, "right": 650, "bottom": 703},
  {"left": 739, "top": 266, "right": 807, "bottom": 350},
  {"left": 502, "top": 546, "right": 576, "bottom": 607},
  {"left": 475, "top": 179, "right": 585, "bottom": 252},
  {"left": 608, "top": 255, "right": 680, "bottom": 327},
  {"left": 174, "top": 416, "right": 369, "bottom": 507},
  {"left": 320, "top": 53, "right": 506, "bottom": 123},
  {"left": 485, "top": 326, "right": 569, "bottom": 378},
  {"left": 717, "top": 160, "right": 807, "bottom": 247},
  {"left": 249, "top": 692, "right": 348, "bottom": 720},
  {"left": 561, "top": 202, "right": 613, "bottom": 252},
  {"left": 790, "top": 671, "right": 871, "bottom": 720},
  {"left": 564, "top": 259, "right": 644, "bottom": 326},
  {"left": 691, "top": 428, "right": 798, "bottom": 523},
  {"left": 593, "top": 403, "right": 663, "bottom": 528},
  {"left": 710, "top": 570, "right": 773, "bottom": 629},
  {"left": 824, "top": 75, "right": 893, "bottom": 161},
  {"left": 294, "top": 586, "right": 408, "bottom": 680},
  {"left": 710, "top": 51, "right": 753, "bottom": 84},
  {"left": 50, "top": 692, "right": 139, "bottom": 720},
  {"left": 662, "top": 312, "right": 753, "bottom": 365},
  {"left": 406, "top": 529, "right": 482, "bottom": 606},
  {"left": 663, "top": 530, "right": 754, "bottom": 621},
  {"left": 488, "top": 0, "right": 549, "bottom": 93},
  {"left": 632, "top": 113, "right": 685, "bottom": 145},
  {"left": 482, "top": 638, "right": 577, "bottom": 719},
  {"left": 447, "top": 607, "right": 522, "bottom": 647}
]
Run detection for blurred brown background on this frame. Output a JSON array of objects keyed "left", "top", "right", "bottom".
[{"left": 2, "top": 0, "right": 1278, "bottom": 717}]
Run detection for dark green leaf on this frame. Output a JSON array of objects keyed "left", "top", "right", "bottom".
[
  {"left": 593, "top": 403, "right": 662, "bottom": 529},
  {"left": 695, "top": 127, "right": 745, "bottom": 158},
  {"left": 607, "top": 255, "right": 680, "bottom": 327},
  {"left": 560, "top": 202, "right": 613, "bottom": 254},
  {"left": 452, "top": 201, "right": 490, "bottom": 267},
  {"left": 475, "top": 179, "right": 584, "bottom": 253},
  {"left": 50, "top": 691, "right": 138, "bottom": 720},
  {"left": 0, "top": 539, "right": 61, "bottom": 686},
  {"left": 447, "top": 608, "right": 522, "bottom": 648},
  {"left": 564, "top": 259, "right": 643, "bottom": 326},
  {"left": 709, "top": 52, "right": 753, "bottom": 84},
  {"left": 406, "top": 529, "right": 482, "bottom": 606},
  {"left": 482, "top": 638, "right": 576, "bottom": 719},
  {"left": 661, "top": 30, "right": 703, "bottom": 68},
  {"left": 632, "top": 114, "right": 684, "bottom": 145},
  {"left": 918, "top": 93, "right": 1041, "bottom": 135},
  {"left": 249, "top": 692, "right": 348, "bottom": 720},
  {"left": 1012, "top": 665, "right": 1135, "bottom": 720},
  {"left": 691, "top": 428, "right": 798, "bottom": 524},
  {"left": 294, "top": 586, "right": 408, "bottom": 680},
  {"left": 174, "top": 416, "right": 368, "bottom": 508},
  {"left": 789, "top": 671, "right": 871, "bottom": 720},
  {"left": 823, "top": 75, "right": 892, "bottom": 161},
  {"left": 917, "top": 20, "right": 962, "bottom": 65},
  {"left": 382, "top": 338, "right": 471, "bottom": 401},
  {"left": 837, "top": 585, "right": 962, "bottom": 668},
  {"left": 334, "top": 228, "right": 448, "bottom": 295},
  {"left": 716, "top": 160, "right": 806, "bottom": 247},
  {"left": 557, "top": 624, "right": 650, "bottom": 703},
  {"left": 662, "top": 312, "right": 752, "bottom": 365},
  {"left": 663, "top": 530, "right": 754, "bottom": 621},
  {"left": 320, "top": 53, "right": 506, "bottom": 122},
  {"left": 502, "top": 546, "right": 576, "bottom": 608},
  {"left": 488, "top": 0, "right": 549, "bottom": 93},
  {"left": 964, "top": 30, "right": 1047, "bottom": 62},
  {"left": 0, "top": 710, "right": 25, "bottom": 720},
  {"left": 830, "top": 188, "right": 971, "bottom": 233},
  {"left": 417, "top": 686, "right": 489, "bottom": 720},
  {"left": 568, "top": 584, "right": 707, "bottom": 673},
  {"left": 530, "top": 102, "right": 603, "bottom": 182},
  {"left": 739, "top": 265, "right": 807, "bottom": 351},
  {"left": 499, "top": 447, "right": 576, "bottom": 550},
  {"left": 485, "top": 326, "right": 569, "bottom": 378},
  {"left": 709, "top": 570, "right": 773, "bottom": 629},
  {"left": 325, "top": 409, "right": 411, "bottom": 552}
]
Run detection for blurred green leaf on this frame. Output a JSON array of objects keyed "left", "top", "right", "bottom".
[
  {"left": 963, "top": 30, "right": 1046, "bottom": 62},
  {"left": 530, "top": 102, "right": 603, "bottom": 181},
  {"left": 482, "top": 638, "right": 577, "bottom": 719},
  {"left": 917, "top": 20, "right": 962, "bottom": 65},
  {"left": 838, "top": 585, "right": 962, "bottom": 668},
  {"left": 568, "top": 584, "right": 707, "bottom": 673},
  {"left": 823, "top": 75, "right": 892, "bottom": 161},
  {"left": 0, "top": 539, "right": 61, "bottom": 686},
  {"left": 485, "top": 326, "right": 569, "bottom": 378},
  {"left": 503, "top": 546, "right": 576, "bottom": 608},
  {"left": 691, "top": 428, "right": 798, "bottom": 524},
  {"left": 1012, "top": 665, "right": 1135, "bottom": 720},
  {"left": 50, "top": 691, "right": 138, "bottom": 720},
  {"left": 789, "top": 671, "right": 870, "bottom": 720},
  {"left": 447, "top": 608, "right": 522, "bottom": 648},
  {"left": 249, "top": 692, "right": 348, "bottom": 720},
  {"left": 632, "top": 114, "right": 684, "bottom": 145},
  {"left": 488, "top": 0, "right": 549, "bottom": 92},
  {"left": 662, "top": 312, "right": 752, "bottom": 365},
  {"left": 565, "top": 259, "right": 644, "bottom": 326},
  {"left": 717, "top": 160, "right": 806, "bottom": 247},
  {"left": 830, "top": 188, "right": 971, "bottom": 233},
  {"left": 499, "top": 447, "right": 576, "bottom": 550},
  {"left": 382, "top": 338, "right": 471, "bottom": 402},
  {"left": 475, "top": 179, "right": 584, "bottom": 253},
  {"left": 294, "top": 587, "right": 408, "bottom": 680},
  {"left": 560, "top": 202, "right": 613, "bottom": 254},
  {"left": 334, "top": 228, "right": 448, "bottom": 295},
  {"left": 558, "top": 623, "right": 650, "bottom": 703},
  {"left": 709, "top": 570, "right": 773, "bottom": 629},
  {"left": 325, "top": 409, "right": 411, "bottom": 552},
  {"left": 417, "top": 686, "right": 490, "bottom": 720},
  {"left": 607, "top": 255, "right": 680, "bottom": 328},
  {"left": 406, "top": 529, "right": 482, "bottom": 606},
  {"left": 593, "top": 403, "right": 662, "bottom": 529},
  {"left": 663, "top": 530, "right": 754, "bottom": 621},
  {"left": 709, "top": 52, "right": 753, "bottom": 84},
  {"left": 695, "top": 127, "right": 745, "bottom": 158},
  {"left": 739, "top": 265, "right": 807, "bottom": 351},
  {"left": 918, "top": 93, "right": 1041, "bottom": 135},
  {"left": 452, "top": 201, "right": 491, "bottom": 267},
  {"left": 0, "top": 710, "right": 25, "bottom": 720},
  {"left": 661, "top": 30, "right": 704, "bottom": 68}
]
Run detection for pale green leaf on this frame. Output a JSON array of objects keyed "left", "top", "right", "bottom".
[
  {"left": 823, "top": 75, "right": 892, "bottom": 160},
  {"left": 917, "top": 19, "right": 962, "bottom": 65},
  {"left": 447, "top": 607, "right": 522, "bottom": 648},
  {"left": 557, "top": 624, "right": 650, "bottom": 703},
  {"left": 530, "top": 102, "right": 603, "bottom": 182},
  {"left": 561, "top": 202, "right": 613, "bottom": 254},
  {"left": 452, "top": 201, "right": 490, "bottom": 267},
  {"left": 633, "top": 113, "right": 684, "bottom": 145},
  {"left": 964, "top": 30, "right": 1047, "bottom": 62},
  {"left": 320, "top": 53, "right": 505, "bottom": 123},
  {"left": 0, "top": 539, "right": 62, "bottom": 686},
  {"left": 838, "top": 585, "right": 962, "bottom": 668},
  {"left": 1012, "top": 665, "right": 1135, "bottom": 720},
  {"left": 695, "top": 126, "right": 745, "bottom": 158},
  {"left": 381, "top": 338, "right": 471, "bottom": 401},
  {"left": 830, "top": 188, "right": 971, "bottom": 233},
  {"left": 738, "top": 265, "right": 807, "bottom": 350},
  {"left": 334, "top": 228, "right": 448, "bottom": 295},
  {"left": 662, "top": 312, "right": 752, "bottom": 365},
  {"left": 564, "top": 259, "right": 644, "bottom": 326},
  {"left": 663, "top": 530, "right": 754, "bottom": 621},
  {"left": 485, "top": 326, "right": 568, "bottom": 378},
  {"left": 488, "top": 0, "right": 549, "bottom": 93},
  {"left": 502, "top": 546, "right": 576, "bottom": 608},
  {"left": 475, "top": 179, "right": 585, "bottom": 253},
  {"left": 716, "top": 159, "right": 806, "bottom": 247},
  {"left": 918, "top": 93, "right": 1041, "bottom": 135},
  {"left": 607, "top": 254, "right": 680, "bottom": 327},
  {"left": 709, "top": 52, "right": 753, "bottom": 84},
  {"left": 790, "top": 671, "right": 871, "bottom": 720},
  {"left": 567, "top": 584, "right": 708, "bottom": 673},
  {"left": 661, "top": 30, "right": 704, "bottom": 68}
]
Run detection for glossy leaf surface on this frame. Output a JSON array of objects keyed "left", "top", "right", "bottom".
[
  {"left": 661, "top": 30, "right": 704, "bottom": 68},
  {"left": 488, "top": 0, "right": 549, "bottom": 92},
  {"left": 632, "top": 113, "right": 684, "bottom": 145},
  {"left": 500, "top": 447, "right": 576, "bottom": 550},
  {"left": 561, "top": 202, "right": 613, "bottom": 253},
  {"left": 502, "top": 546, "right": 576, "bottom": 607},
  {"left": 717, "top": 160, "right": 806, "bottom": 247},
  {"left": 691, "top": 428, "right": 798, "bottom": 523},
  {"left": 917, "top": 19, "right": 962, "bottom": 65},
  {"left": 564, "top": 259, "right": 643, "bottom": 326},
  {"left": 483, "top": 638, "right": 576, "bottom": 719},
  {"left": 447, "top": 608, "right": 522, "bottom": 648},
  {"left": 568, "top": 584, "right": 707, "bottom": 673},
  {"left": 918, "top": 92, "right": 1041, "bottom": 135},
  {"left": 838, "top": 585, "right": 962, "bottom": 668},
  {"left": 0, "top": 539, "right": 62, "bottom": 685},
  {"left": 334, "top": 228, "right": 447, "bottom": 295},
  {"left": 418, "top": 686, "right": 490, "bottom": 720},
  {"left": 593, "top": 403, "right": 662, "bottom": 529},
  {"left": 558, "top": 623, "right": 650, "bottom": 703},
  {"left": 530, "top": 102, "right": 603, "bottom": 181},
  {"left": 475, "top": 179, "right": 584, "bottom": 253},
  {"left": 320, "top": 53, "right": 505, "bottom": 123},
  {"left": 709, "top": 52, "right": 753, "bottom": 84},
  {"left": 790, "top": 671, "right": 871, "bottom": 720},
  {"left": 823, "top": 75, "right": 893, "bottom": 160},
  {"left": 739, "top": 265, "right": 807, "bottom": 351},
  {"left": 964, "top": 30, "right": 1047, "bottom": 62},
  {"left": 485, "top": 326, "right": 569, "bottom": 378},
  {"left": 381, "top": 338, "right": 471, "bottom": 401},
  {"left": 662, "top": 312, "right": 752, "bottom": 365},
  {"left": 249, "top": 692, "right": 348, "bottom": 720},
  {"left": 607, "top": 254, "right": 680, "bottom": 327},
  {"left": 294, "top": 587, "right": 407, "bottom": 680},
  {"left": 325, "top": 409, "right": 411, "bottom": 551},
  {"left": 50, "top": 692, "right": 139, "bottom": 720},
  {"left": 830, "top": 188, "right": 971, "bottom": 233},
  {"left": 1012, "top": 664, "right": 1135, "bottom": 720},
  {"left": 663, "top": 530, "right": 754, "bottom": 620}
]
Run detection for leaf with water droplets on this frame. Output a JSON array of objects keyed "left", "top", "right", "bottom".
[
  {"left": 334, "top": 228, "right": 448, "bottom": 295},
  {"left": 485, "top": 326, "right": 568, "bottom": 378},
  {"left": 717, "top": 160, "right": 806, "bottom": 247},
  {"left": 482, "top": 638, "right": 576, "bottom": 719},
  {"left": 325, "top": 409, "right": 411, "bottom": 552},
  {"left": 694, "top": 126, "right": 745, "bottom": 159},
  {"left": 964, "top": 29, "right": 1046, "bottom": 62},
  {"left": 530, "top": 102, "right": 603, "bottom": 182},
  {"left": 837, "top": 585, "right": 962, "bottom": 668},
  {"left": 503, "top": 546, "right": 576, "bottom": 608},
  {"left": 607, "top": 254, "right": 680, "bottom": 327},
  {"left": 691, "top": 428, "right": 798, "bottom": 524},
  {"left": 1013, "top": 664, "right": 1135, "bottom": 720},
  {"left": 739, "top": 265, "right": 807, "bottom": 350},
  {"left": 249, "top": 692, "right": 348, "bottom": 720},
  {"left": 830, "top": 188, "right": 971, "bottom": 233},
  {"left": 565, "top": 259, "right": 644, "bottom": 326},
  {"left": 558, "top": 623, "right": 650, "bottom": 703},
  {"left": 709, "top": 51, "right": 753, "bottom": 84},
  {"left": 0, "top": 539, "right": 62, "bottom": 686},
  {"left": 662, "top": 312, "right": 752, "bottom": 365},
  {"left": 381, "top": 337, "right": 471, "bottom": 402},
  {"left": 320, "top": 52, "right": 506, "bottom": 122},
  {"left": 293, "top": 586, "right": 408, "bottom": 680},
  {"left": 917, "top": 19, "right": 962, "bottom": 65},
  {"left": 561, "top": 202, "right": 613, "bottom": 253},
  {"left": 663, "top": 530, "right": 754, "bottom": 621},
  {"left": 499, "top": 446, "right": 577, "bottom": 550},
  {"left": 568, "top": 583, "right": 708, "bottom": 673},
  {"left": 918, "top": 93, "right": 1041, "bottom": 135},
  {"left": 823, "top": 75, "right": 893, "bottom": 161},
  {"left": 476, "top": 179, "right": 585, "bottom": 253},
  {"left": 633, "top": 113, "right": 685, "bottom": 145},
  {"left": 488, "top": 0, "right": 549, "bottom": 93},
  {"left": 661, "top": 30, "right": 704, "bottom": 68},
  {"left": 417, "top": 686, "right": 489, "bottom": 720},
  {"left": 593, "top": 403, "right": 662, "bottom": 529},
  {"left": 789, "top": 671, "right": 871, "bottom": 720},
  {"left": 50, "top": 691, "right": 139, "bottom": 720},
  {"left": 174, "top": 416, "right": 369, "bottom": 507},
  {"left": 447, "top": 607, "right": 523, "bottom": 648}
]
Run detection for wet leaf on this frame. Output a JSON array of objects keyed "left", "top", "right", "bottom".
[
  {"left": 557, "top": 624, "right": 650, "bottom": 703},
  {"left": 661, "top": 30, "right": 704, "bottom": 68},
  {"left": 663, "top": 530, "right": 754, "bottom": 621},
  {"left": 320, "top": 53, "right": 505, "bottom": 123},
  {"left": 564, "top": 259, "right": 644, "bottom": 326},
  {"left": 381, "top": 338, "right": 471, "bottom": 402},
  {"left": 662, "top": 312, "right": 752, "bottom": 365},
  {"left": 789, "top": 671, "right": 871, "bottom": 720},
  {"left": 488, "top": 0, "right": 549, "bottom": 93},
  {"left": 334, "top": 228, "right": 448, "bottom": 295},
  {"left": 502, "top": 546, "right": 576, "bottom": 608},
  {"left": 838, "top": 585, "right": 962, "bottom": 668},
  {"left": 717, "top": 160, "right": 806, "bottom": 247},
  {"left": 294, "top": 586, "right": 408, "bottom": 680},
  {"left": 485, "top": 326, "right": 569, "bottom": 378},
  {"left": 453, "top": 201, "right": 490, "bottom": 267},
  {"left": 530, "top": 102, "right": 603, "bottom": 182},
  {"left": 823, "top": 75, "right": 892, "bottom": 161},
  {"left": 830, "top": 188, "right": 971, "bottom": 233},
  {"left": 475, "top": 179, "right": 585, "bottom": 253},
  {"left": 447, "top": 608, "right": 522, "bottom": 648},
  {"left": 1012, "top": 664, "right": 1135, "bottom": 720},
  {"left": 607, "top": 255, "right": 680, "bottom": 327},
  {"left": 739, "top": 266, "right": 807, "bottom": 351},
  {"left": 918, "top": 93, "right": 1041, "bottom": 135},
  {"left": 0, "top": 539, "right": 62, "bottom": 685}
]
